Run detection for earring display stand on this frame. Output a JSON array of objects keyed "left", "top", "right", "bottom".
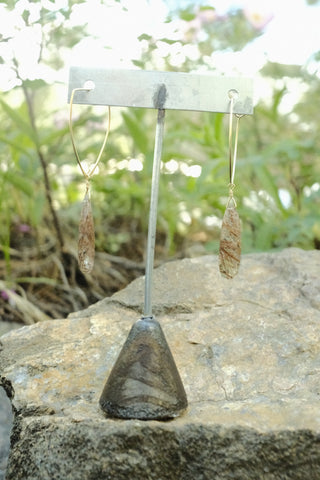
[{"left": 68, "top": 68, "right": 253, "bottom": 420}]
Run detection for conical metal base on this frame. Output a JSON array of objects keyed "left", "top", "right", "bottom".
[{"left": 99, "top": 317, "right": 187, "bottom": 420}]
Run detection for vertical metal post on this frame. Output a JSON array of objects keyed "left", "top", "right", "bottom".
[{"left": 143, "top": 108, "right": 165, "bottom": 318}]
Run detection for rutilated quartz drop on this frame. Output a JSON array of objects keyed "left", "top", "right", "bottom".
[
  {"left": 78, "top": 191, "right": 95, "bottom": 273},
  {"left": 219, "top": 205, "right": 241, "bottom": 279}
]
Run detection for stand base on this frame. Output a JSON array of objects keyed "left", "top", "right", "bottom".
[{"left": 99, "top": 317, "right": 187, "bottom": 420}]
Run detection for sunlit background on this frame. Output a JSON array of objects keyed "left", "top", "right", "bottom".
[{"left": 1, "top": 0, "right": 320, "bottom": 87}]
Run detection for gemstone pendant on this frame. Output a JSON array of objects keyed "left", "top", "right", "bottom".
[
  {"left": 219, "top": 205, "right": 241, "bottom": 279},
  {"left": 78, "top": 190, "right": 95, "bottom": 273}
]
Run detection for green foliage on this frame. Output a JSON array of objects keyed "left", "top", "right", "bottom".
[{"left": 0, "top": 0, "right": 319, "bottom": 273}]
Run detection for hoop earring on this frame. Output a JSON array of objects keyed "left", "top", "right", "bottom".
[
  {"left": 69, "top": 87, "right": 111, "bottom": 273},
  {"left": 219, "top": 91, "right": 242, "bottom": 279}
]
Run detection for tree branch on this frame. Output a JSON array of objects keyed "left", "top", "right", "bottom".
[{"left": 21, "top": 82, "right": 65, "bottom": 249}]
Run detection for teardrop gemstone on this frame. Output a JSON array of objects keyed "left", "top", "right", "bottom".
[
  {"left": 219, "top": 205, "right": 241, "bottom": 279},
  {"left": 78, "top": 191, "right": 95, "bottom": 273}
]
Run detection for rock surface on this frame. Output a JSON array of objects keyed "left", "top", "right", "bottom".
[
  {"left": 0, "top": 387, "right": 12, "bottom": 480},
  {"left": 1, "top": 248, "right": 320, "bottom": 479}
]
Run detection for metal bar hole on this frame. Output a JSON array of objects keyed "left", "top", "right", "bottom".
[
  {"left": 83, "top": 80, "right": 95, "bottom": 91},
  {"left": 228, "top": 89, "right": 239, "bottom": 100}
]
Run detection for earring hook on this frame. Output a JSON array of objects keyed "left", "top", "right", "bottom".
[
  {"left": 228, "top": 93, "right": 235, "bottom": 186},
  {"left": 69, "top": 87, "right": 111, "bottom": 180},
  {"left": 227, "top": 90, "right": 243, "bottom": 207},
  {"left": 228, "top": 90, "right": 242, "bottom": 185}
]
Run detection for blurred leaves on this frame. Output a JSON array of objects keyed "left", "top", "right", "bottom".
[{"left": 0, "top": 0, "right": 319, "bottom": 268}]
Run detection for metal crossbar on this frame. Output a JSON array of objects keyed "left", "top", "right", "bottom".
[{"left": 68, "top": 67, "right": 253, "bottom": 114}]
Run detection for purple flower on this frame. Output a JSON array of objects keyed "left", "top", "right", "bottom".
[
  {"left": 18, "top": 224, "right": 31, "bottom": 233},
  {"left": 1, "top": 289, "right": 16, "bottom": 302},
  {"left": 1, "top": 290, "right": 10, "bottom": 301}
]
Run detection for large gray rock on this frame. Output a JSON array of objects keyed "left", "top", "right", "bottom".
[
  {"left": 0, "top": 387, "right": 12, "bottom": 480},
  {"left": 1, "top": 248, "right": 320, "bottom": 479}
]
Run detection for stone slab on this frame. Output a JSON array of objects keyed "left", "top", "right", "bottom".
[{"left": 1, "top": 248, "right": 320, "bottom": 479}]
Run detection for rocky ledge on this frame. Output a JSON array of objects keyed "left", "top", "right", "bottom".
[{"left": 1, "top": 248, "right": 320, "bottom": 479}]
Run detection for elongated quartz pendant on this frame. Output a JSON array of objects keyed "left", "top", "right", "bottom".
[
  {"left": 219, "top": 205, "right": 241, "bottom": 279},
  {"left": 78, "top": 190, "right": 95, "bottom": 273}
]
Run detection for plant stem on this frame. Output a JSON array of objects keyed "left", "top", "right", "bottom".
[{"left": 22, "top": 83, "right": 65, "bottom": 249}]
